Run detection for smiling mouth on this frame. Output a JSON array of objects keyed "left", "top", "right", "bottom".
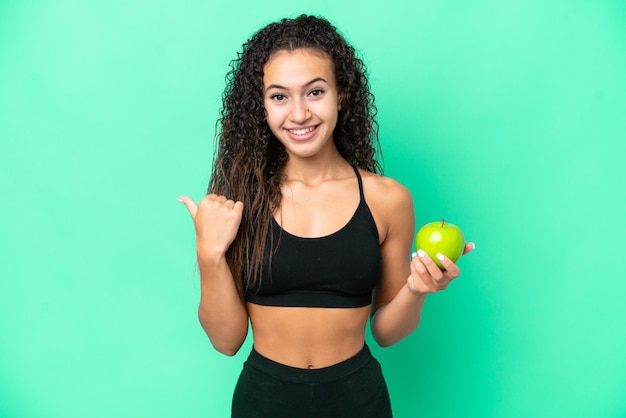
[
  {"left": 285, "top": 125, "right": 320, "bottom": 142},
  {"left": 287, "top": 126, "right": 317, "bottom": 135}
]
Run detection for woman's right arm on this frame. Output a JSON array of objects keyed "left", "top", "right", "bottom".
[{"left": 179, "top": 194, "right": 249, "bottom": 356}]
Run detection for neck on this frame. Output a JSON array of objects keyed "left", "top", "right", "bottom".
[{"left": 282, "top": 150, "right": 351, "bottom": 186}]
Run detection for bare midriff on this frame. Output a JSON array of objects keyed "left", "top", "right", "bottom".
[{"left": 247, "top": 302, "right": 371, "bottom": 369}]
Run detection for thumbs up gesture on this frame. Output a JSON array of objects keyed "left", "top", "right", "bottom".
[{"left": 178, "top": 194, "right": 244, "bottom": 259}]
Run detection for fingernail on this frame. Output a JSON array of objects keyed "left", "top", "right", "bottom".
[
  {"left": 417, "top": 249, "right": 426, "bottom": 258},
  {"left": 471, "top": 242, "right": 476, "bottom": 250},
  {"left": 177, "top": 197, "right": 183, "bottom": 202},
  {"left": 411, "top": 252, "right": 417, "bottom": 259},
  {"left": 436, "top": 253, "right": 445, "bottom": 262}
]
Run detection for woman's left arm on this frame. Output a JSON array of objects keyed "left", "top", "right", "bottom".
[{"left": 369, "top": 179, "right": 473, "bottom": 347}]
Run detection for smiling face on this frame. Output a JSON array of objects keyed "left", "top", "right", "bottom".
[{"left": 263, "top": 48, "right": 342, "bottom": 160}]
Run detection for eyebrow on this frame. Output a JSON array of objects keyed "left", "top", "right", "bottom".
[{"left": 265, "top": 77, "right": 328, "bottom": 91}]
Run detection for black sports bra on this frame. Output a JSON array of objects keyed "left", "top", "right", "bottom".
[{"left": 244, "top": 166, "right": 381, "bottom": 308}]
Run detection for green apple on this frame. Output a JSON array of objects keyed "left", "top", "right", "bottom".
[{"left": 415, "top": 218, "right": 465, "bottom": 269}]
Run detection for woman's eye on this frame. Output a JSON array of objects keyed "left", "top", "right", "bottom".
[
  {"left": 271, "top": 94, "right": 286, "bottom": 101},
  {"left": 309, "top": 89, "right": 324, "bottom": 97}
]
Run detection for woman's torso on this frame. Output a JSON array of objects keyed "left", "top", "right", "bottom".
[{"left": 246, "top": 166, "right": 387, "bottom": 369}]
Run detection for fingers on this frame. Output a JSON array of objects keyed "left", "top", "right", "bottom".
[
  {"left": 462, "top": 242, "right": 476, "bottom": 255},
  {"left": 416, "top": 249, "right": 445, "bottom": 279},
  {"left": 177, "top": 194, "right": 244, "bottom": 222},
  {"left": 436, "top": 254, "right": 460, "bottom": 278},
  {"left": 410, "top": 252, "right": 430, "bottom": 281},
  {"left": 408, "top": 255, "right": 434, "bottom": 294},
  {"left": 408, "top": 250, "right": 445, "bottom": 294},
  {"left": 408, "top": 249, "right": 463, "bottom": 294},
  {"left": 177, "top": 195, "right": 198, "bottom": 219},
  {"left": 233, "top": 200, "right": 244, "bottom": 216},
  {"left": 203, "top": 194, "right": 243, "bottom": 215}
]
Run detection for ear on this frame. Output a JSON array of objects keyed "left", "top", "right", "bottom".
[{"left": 337, "top": 93, "right": 343, "bottom": 110}]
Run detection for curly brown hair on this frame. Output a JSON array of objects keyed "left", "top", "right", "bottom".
[{"left": 208, "top": 14, "right": 382, "bottom": 294}]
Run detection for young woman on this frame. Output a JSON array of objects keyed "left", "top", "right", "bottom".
[{"left": 179, "top": 15, "right": 474, "bottom": 417}]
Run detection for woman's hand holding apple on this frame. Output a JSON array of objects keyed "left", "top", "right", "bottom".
[
  {"left": 407, "top": 243, "right": 474, "bottom": 295},
  {"left": 408, "top": 219, "right": 475, "bottom": 295}
]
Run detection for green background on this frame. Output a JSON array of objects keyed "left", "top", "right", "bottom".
[{"left": 1, "top": 0, "right": 625, "bottom": 417}]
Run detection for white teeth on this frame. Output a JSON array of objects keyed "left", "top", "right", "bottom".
[{"left": 289, "top": 127, "right": 315, "bottom": 135}]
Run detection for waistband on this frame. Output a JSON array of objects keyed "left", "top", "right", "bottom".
[{"left": 245, "top": 343, "right": 373, "bottom": 384}]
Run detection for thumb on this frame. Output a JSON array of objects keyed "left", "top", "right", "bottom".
[
  {"left": 177, "top": 195, "right": 198, "bottom": 219},
  {"left": 462, "top": 242, "right": 476, "bottom": 255}
]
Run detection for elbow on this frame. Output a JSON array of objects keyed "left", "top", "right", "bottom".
[
  {"left": 208, "top": 330, "right": 248, "bottom": 357},
  {"left": 207, "top": 328, "right": 248, "bottom": 357},
  {"left": 370, "top": 316, "right": 394, "bottom": 348},
  {"left": 370, "top": 320, "right": 410, "bottom": 348},
  {"left": 210, "top": 336, "right": 246, "bottom": 356},
  {"left": 372, "top": 333, "right": 395, "bottom": 349},
  {"left": 371, "top": 326, "right": 390, "bottom": 348},
  {"left": 198, "top": 312, "right": 249, "bottom": 357},
  {"left": 377, "top": 340, "right": 394, "bottom": 349},
  {"left": 370, "top": 310, "right": 421, "bottom": 348},
  {"left": 213, "top": 343, "right": 241, "bottom": 357}
]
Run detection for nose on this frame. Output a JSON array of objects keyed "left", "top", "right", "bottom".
[{"left": 289, "top": 98, "right": 311, "bottom": 123}]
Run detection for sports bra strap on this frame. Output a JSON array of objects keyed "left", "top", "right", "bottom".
[{"left": 352, "top": 166, "right": 365, "bottom": 202}]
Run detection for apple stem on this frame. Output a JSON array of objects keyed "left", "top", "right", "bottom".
[{"left": 441, "top": 218, "right": 445, "bottom": 227}]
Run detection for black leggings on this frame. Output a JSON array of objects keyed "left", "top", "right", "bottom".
[{"left": 231, "top": 344, "right": 392, "bottom": 418}]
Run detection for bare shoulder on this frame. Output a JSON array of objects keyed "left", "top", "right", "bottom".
[
  {"left": 358, "top": 170, "right": 414, "bottom": 241},
  {"left": 359, "top": 170, "right": 413, "bottom": 208}
]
